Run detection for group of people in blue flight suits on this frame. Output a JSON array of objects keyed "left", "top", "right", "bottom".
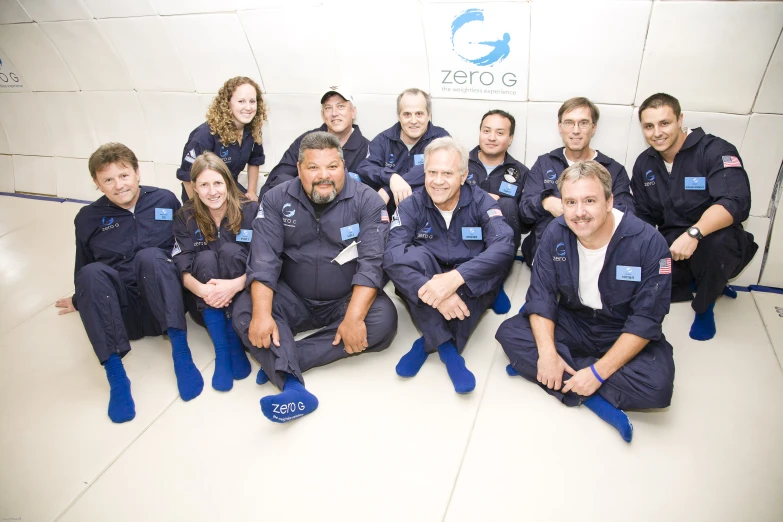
[{"left": 55, "top": 76, "right": 757, "bottom": 443}]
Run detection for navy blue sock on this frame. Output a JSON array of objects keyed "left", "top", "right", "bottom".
[
  {"left": 203, "top": 308, "right": 233, "bottom": 391},
  {"left": 260, "top": 374, "right": 318, "bottom": 423},
  {"left": 396, "top": 336, "right": 429, "bottom": 377},
  {"left": 104, "top": 354, "right": 135, "bottom": 423},
  {"left": 689, "top": 302, "right": 716, "bottom": 341},
  {"left": 492, "top": 287, "right": 511, "bottom": 314},
  {"left": 584, "top": 395, "right": 633, "bottom": 443},
  {"left": 505, "top": 364, "right": 519, "bottom": 376},
  {"left": 256, "top": 368, "right": 269, "bottom": 385},
  {"left": 515, "top": 254, "right": 524, "bottom": 263},
  {"left": 437, "top": 341, "right": 476, "bottom": 394},
  {"left": 168, "top": 327, "right": 204, "bottom": 401},
  {"left": 225, "top": 315, "right": 251, "bottom": 380},
  {"left": 722, "top": 286, "right": 738, "bottom": 299}
]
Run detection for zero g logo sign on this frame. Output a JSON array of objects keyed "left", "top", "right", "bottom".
[
  {"left": 0, "top": 58, "right": 23, "bottom": 88},
  {"left": 101, "top": 216, "right": 119, "bottom": 231},
  {"left": 451, "top": 9, "right": 510, "bottom": 67},
  {"left": 644, "top": 170, "right": 655, "bottom": 187}
]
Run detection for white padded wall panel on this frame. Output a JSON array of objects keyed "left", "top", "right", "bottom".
[
  {"left": 12, "top": 155, "right": 56, "bottom": 195},
  {"left": 240, "top": 7, "right": 338, "bottom": 95},
  {"left": 0, "top": 117, "right": 10, "bottom": 155},
  {"left": 163, "top": 14, "right": 261, "bottom": 94},
  {"left": 731, "top": 217, "right": 770, "bottom": 288},
  {"left": 138, "top": 161, "right": 155, "bottom": 188},
  {"left": 335, "top": 1, "right": 428, "bottom": 95},
  {"left": 525, "top": 102, "right": 630, "bottom": 169},
  {"left": 39, "top": 21, "right": 132, "bottom": 91},
  {"left": 263, "top": 94, "right": 322, "bottom": 170},
  {"left": 151, "top": 0, "right": 319, "bottom": 15},
  {"left": 741, "top": 114, "right": 783, "bottom": 217},
  {"left": 98, "top": 17, "right": 194, "bottom": 92},
  {"left": 137, "top": 92, "right": 204, "bottom": 165},
  {"left": 351, "top": 94, "right": 398, "bottom": 146},
  {"left": 754, "top": 36, "right": 783, "bottom": 115},
  {"left": 636, "top": 2, "right": 783, "bottom": 114},
  {"left": 153, "top": 163, "right": 183, "bottom": 198},
  {"left": 82, "top": 0, "right": 157, "bottom": 18},
  {"left": 760, "top": 207, "right": 783, "bottom": 288},
  {"left": 0, "top": 0, "right": 32, "bottom": 24},
  {"left": 0, "top": 155, "right": 13, "bottom": 192},
  {"left": 0, "top": 93, "right": 52, "bottom": 156},
  {"left": 0, "top": 24, "right": 78, "bottom": 92},
  {"left": 430, "top": 99, "right": 527, "bottom": 165},
  {"left": 82, "top": 92, "right": 152, "bottom": 161},
  {"left": 37, "top": 92, "right": 99, "bottom": 159},
  {"left": 529, "top": 1, "right": 650, "bottom": 104},
  {"left": 55, "top": 157, "right": 94, "bottom": 201},
  {"left": 18, "top": 0, "right": 91, "bottom": 22}
]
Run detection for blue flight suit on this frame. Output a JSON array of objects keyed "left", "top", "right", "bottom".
[
  {"left": 72, "top": 187, "right": 186, "bottom": 363},
  {"left": 631, "top": 128, "right": 758, "bottom": 313},
  {"left": 172, "top": 200, "right": 259, "bottom": 325},
  {"left": 357, "top": 121, "right": 449, "bottom": 198},
  {"left": 232, "top": 178, "right": 398, "bottom": 389},
  {"left": 176, "top": 122, "right": 266, "bottom": 200},
  {"left": 496, "top": 211, "right": 675, "bottom": 410},
  {"left": 259, "top": 124, "right": 371, "bottom": 198},
  {"left": 384, "top": 184, "right": 515, "bottom": 353},
  {"left": 519, "top": 148, "right": 634, "bottom": 267}
]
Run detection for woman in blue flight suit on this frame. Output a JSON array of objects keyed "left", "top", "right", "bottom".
[
  {"left": 177, "top": 76, "right": 268, "bottom": 203},
  {"left": 172, "top": 152, "right": 257, "bottom": 391}
]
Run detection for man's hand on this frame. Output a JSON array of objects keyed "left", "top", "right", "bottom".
[
  {"left": 333, "top": 317, "right": 369, "bottom": 354},
  {"left": 389, "top": 173, "right": 412, "bottom": 206},
  {"left": 537, "top": 350, "right": 575, "bottom": 391},
  {"left": 542, "top": 196, "right": 563, "bottom": 218},
  {"left": 418, "top": 271, "right": 464, "bottom": 308},
  {"left": 378, "top": 188, "right": 390, "bottom": 205},
  {"left": 670, "top": 231, "right": 698, "bottom": 261},
  {"left": 245, "top": 192, "right": 259, "bottom": 202},
  {"left": 55, "top": 296, "right": 76, "bottom": 315},
  {"left": 248, "top": 313, "right": 280, "bottom": 349},
  {"left": 562, "top": 366, "right": 602, "bottom": 396},
  {"left": 488, "top": 193, "right": 500, "bottom": 201},
  {"left": 204, "top": 279, "right": 241, "bottom": 308},
  {"left": 436, "top": 293, "right": 471, "bottom": 321}
]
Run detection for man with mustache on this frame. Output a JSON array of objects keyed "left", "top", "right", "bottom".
[
  {"left": 519, "top": 97, "right": 633, "bottom": 267},
  {"left": 497, "top": 161, "right": 675, "bottom": 442},
  {"left": 358, "top": 88, "right": 449, "bottom": 209},
  {"left": 632, "top": 93, "right": 757, "bottom": 341},
  {"left": 259, "top": 86, "right": 370, "bottom": 198},
  {"left": 232, "top": 132, "right": 397, "bottom": 423}
]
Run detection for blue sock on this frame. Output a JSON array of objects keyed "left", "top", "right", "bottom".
[
  {"left": 260, "top": 374, "right": 318, "bottom": 423},
  {"left": 396, "top": 336, "right": 429, "bottom": 377},
  {"left": 225, "top": 315, "right": 251, "bottom": 380},
  {"left": 202, "top": 308, "right": 233, "bottom": 391},
  {"left": 722, "top": 286, "right": 738, "bottom": 299},
  {"left": 492, "top": 287, "right": 511, "bottom": 314},
  {"left": 168, "top": 327, "right": 204, "bottom": 401},
  {"left": 104, "top": 354, "right": 135, "bottom": 423},
  {"left": 689, "top": 303, "right": 716, "bottom": 341},
  {"left": 437, "top": 341, "right": 476, "bottom": 394},
  {"left": 256, "top": 368, "right": 269, "bottom": 385},
  {"left": 584, "top": 395, "right": 633, "bottom": 443},
  {"left": 506, "top": 364, "right": 519, "bottom": 376},
  {"left": 515, "top": 254, "right": 524, "bottom": 263}
]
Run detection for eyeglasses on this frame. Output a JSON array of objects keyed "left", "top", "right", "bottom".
[{"left": 560, "top": 120, "right": 593, "bottom": 129}]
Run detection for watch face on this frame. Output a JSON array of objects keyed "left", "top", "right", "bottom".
[{"left": 688, "top": 227, "right": 699, "bottom": 238}]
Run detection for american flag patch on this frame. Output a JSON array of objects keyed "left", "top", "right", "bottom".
[
  {"left": 659, "top": 258, "right": 672, "bottom": 274},
  {"left": 722, "top": 155, "right": 742, "bottom": 168},
  {"left": 380, "top": 209, "right": 389, "bottom": 223},
  {"left": 487, "top": 208, "right": 503, "bottom": 218}
]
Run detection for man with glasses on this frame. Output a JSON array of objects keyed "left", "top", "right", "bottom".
[{"left": 519, "top": 97, "right": 634, "bottom": 267}]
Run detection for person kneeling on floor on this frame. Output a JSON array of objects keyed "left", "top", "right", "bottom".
[
  {"left": 384, "top": 137, "right": 516, "bottom": 394},
  {"left": 496, "top": 161, "right": 675, "bottom": 442},
  {"left": 56, "top": 143, "right": 203, "bottom": 424}
]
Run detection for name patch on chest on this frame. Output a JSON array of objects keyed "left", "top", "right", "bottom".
[
  {"left": 236, "top": 229, "right": 253, "bottom": 243},
  {"left": 499, "top": 181, "right": 517, "bottom": 197},
  {"left": 413, "top": 154, "right": 424, "bottom": 166},
  {"left": 462, "top": 227, "right": 482, "bottom": 241},
  {"left": 340, "top": 223, "right": 360, "bottom": 241},
  {"left": 684, "top": 177, "right": 706, "bottom": 190},
  {"left": 155, "top": 208, "right": 173, "bottom": 220},
  {"left": 616, "top": 265, "right": 642, "bottom": 282}
]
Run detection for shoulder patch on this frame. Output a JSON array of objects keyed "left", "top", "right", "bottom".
[
  {"left": 390, "top": 209, "right": 401, "bottom": 229},
  {"left": 172, "top": 239, "right": 181, "bottom": 257},
  {"left": 256, "top": 203, "right": 265, "bottom": 219},
  {"left": 184, "top": 148, "right": 197, "bottom": 164},
  {"left": 722, "top": 155, "right": 742, "bottom": 168},
  {"left": 487, "top": 208, "right": 503, "bottom": 218},
  {"left": 380, "top": 209, "right": 390, "bottom": 223}
]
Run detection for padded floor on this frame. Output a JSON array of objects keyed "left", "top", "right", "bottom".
[{"left": 0, "top": 195, "right": 781, "bottom": 522}]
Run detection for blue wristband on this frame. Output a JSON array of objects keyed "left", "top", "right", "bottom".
[{"left": 590, "top": 364, "right": 605, "bottom": 384}]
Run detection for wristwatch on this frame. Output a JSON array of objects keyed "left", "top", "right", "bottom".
[{"left": 687, "top": 226, "right": 703, "bottom": 240}]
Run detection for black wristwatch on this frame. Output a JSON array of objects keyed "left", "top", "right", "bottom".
[{"left": 687, "top": 226, "right": 703, "bottom": 240}]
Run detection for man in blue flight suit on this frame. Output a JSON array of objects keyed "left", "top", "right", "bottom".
[
  {"left": 632, "top": 93, "right": 757, "bottom": 341},
  {"left": 232, "top": 132, "right": 398, "bottom": 423},
  {"left": 55, "top": 143, "right": 204, "bottom": 424},
  {"left": 357, "top": 88, "right": 449, "bottom": 208},
  {"left": 497, "top": 161, "right": 675, "bottom": 443},
  {"left": 384, "top": 137, "right": 515, "bottom": 394},
  {"left": 259, "top": 86, "right": 371, "bottom": 198},
  {"left": 519, "top": 97, "right": 634, "bottom": 268}
]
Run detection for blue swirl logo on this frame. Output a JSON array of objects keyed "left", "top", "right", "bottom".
[
  {"left": 451, "top": 9, "right": 510, "bottom": 67},
  {"left": 194, "top": 229, "right": 204, "bottom": 241},
  {"left": 220, "top": 146, "right": 229, "bottom": 159},
  {"left": 546, "top": 169, "right": 557, "bottom": 181},
  {"left": 555, "top": 242, "right": 566, "bottom": 257},
  {"left": 645, "top": 170, "right": 655, "bottom": 182},
  {"left": 101, "top": 217, "right": 114, "bottom": 226},
  {"left": 282, "top": 203, "right": 296, "bottom": 218},
  {"left": 421, "top": 221, "right": 432, "bottom": 234}
]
